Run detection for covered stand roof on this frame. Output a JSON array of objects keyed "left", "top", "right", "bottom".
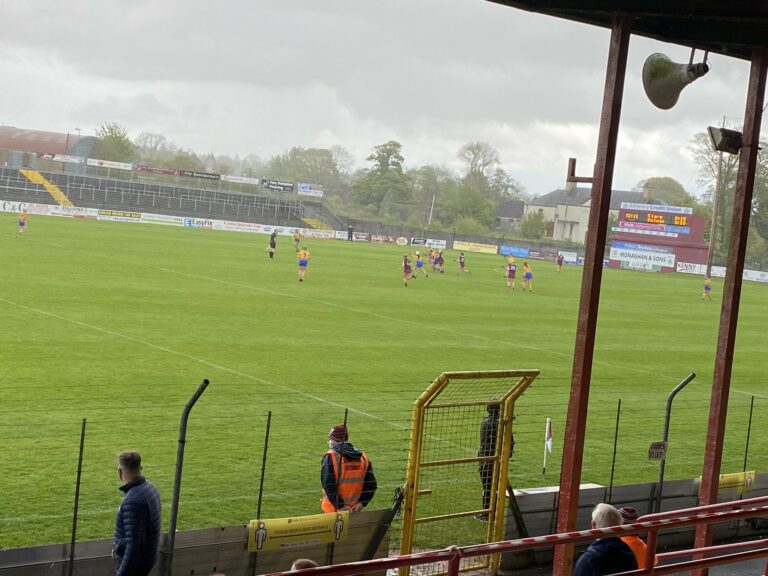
[{"left": 488, "top": 1, "right": 768, "bottom": 61}]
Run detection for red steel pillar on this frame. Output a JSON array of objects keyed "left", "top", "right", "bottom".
[
  {"left": 552, "top": 14, "right": 631, "bottom": 576},
  {"left": 693, "top": 47, "right": 768, "bottom": 576}
]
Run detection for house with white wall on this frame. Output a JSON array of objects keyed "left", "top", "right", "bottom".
[{"left": 524, "top": 187, "right": 664, "bottom": 244}]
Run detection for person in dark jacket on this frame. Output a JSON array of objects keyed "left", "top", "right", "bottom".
[
  {"left": 266, "top": 230, "right": 278, "bottom": 259},
  {"left": 573, "top": 503, "right": 637, "bottom": 576},
  {"left": 113, "top": 451, "right": 162, "bottom": 576},
  {"left": 475, "top": 403, "right": 514, "bottom": 521},
  {"left": 321, "top": 424, "right": 377, "bottom": 513}
]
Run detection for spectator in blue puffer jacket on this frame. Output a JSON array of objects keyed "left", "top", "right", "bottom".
[{"left": 113, "top": 451, "right": 162, "bottom": 576}]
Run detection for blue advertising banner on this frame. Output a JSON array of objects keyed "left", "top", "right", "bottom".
[{"left": 500, "top": 245, "right": 530, "bottom": 258}]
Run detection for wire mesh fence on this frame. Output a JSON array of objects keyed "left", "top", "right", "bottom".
[{"left": 0, "top": 372, "right": 766, "bottom": 555}]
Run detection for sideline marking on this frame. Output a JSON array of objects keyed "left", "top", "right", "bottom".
[
  {"left": 44, "top": 236, "right": 684, "bottom": 381},
  {"left": 146, "top": 264, "right": 677, "bottom": 380},
  {"left": 0, "top": 296, "right": 398, "bottom": 430},
  {"left": 732, "top": 389, "right": 768, "bottom": 400}
]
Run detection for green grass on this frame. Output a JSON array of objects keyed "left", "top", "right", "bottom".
[{"left": 1, "top": 213, "right": 767, "bottom": 549}]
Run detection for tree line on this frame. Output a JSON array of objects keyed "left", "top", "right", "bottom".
[
  {"left": 92, "top": 122, "right": 526, "bottom": 235},
  {"left": 92, "top": 121, "right": 768, "bottom": 264}
]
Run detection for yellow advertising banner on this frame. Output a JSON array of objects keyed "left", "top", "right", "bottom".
[
  {"left": 453, "top": 240, "right": 498, "bottom": 255},
  {"left": 248, "top": 511, "right": 349, "bottom": 552},
  {"left": 703, "top": 471, "right": 756, "bottom": 495}
]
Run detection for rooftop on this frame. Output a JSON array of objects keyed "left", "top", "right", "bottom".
[{"left": 486, "top": 1, "right": 768, "bottom": 61}]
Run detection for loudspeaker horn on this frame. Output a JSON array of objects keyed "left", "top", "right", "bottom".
[{"left": 642, "top": 53, "right": 709, "bottom": 110}]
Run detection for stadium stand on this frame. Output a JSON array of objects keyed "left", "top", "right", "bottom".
[
  {"left": 0, "top": 167, "right": 343, "bottom": 229},
  {"left": 0, "top": 167, "right": 53, "bottom": 205}
]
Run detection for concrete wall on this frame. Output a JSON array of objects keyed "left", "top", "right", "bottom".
[
  {"left": 4, "top": 476, "right": 767, "bottom": 575},
  {"left": 502, "top": 473, "right": 768, "bottom": 569},
  {"left": 0, "top": 510, "right": 391, "bottom": 576}
]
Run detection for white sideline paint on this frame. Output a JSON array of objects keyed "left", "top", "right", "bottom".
[
  {"left": 148, "top": 264, "right": 678, "bottom": 381},
  {"left": 0, "top": 296, "right": 396, "bottom": 430},
  {"left": 52, "top": 237, "right": 679, "bottom": 381}
]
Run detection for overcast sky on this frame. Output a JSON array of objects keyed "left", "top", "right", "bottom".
[{"left": 0, "top": 0, "right": 756, "bottom": 197}]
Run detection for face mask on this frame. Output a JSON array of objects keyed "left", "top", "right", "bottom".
[{"left": 328, "top": 440, "right": 334, "bottom": 449}]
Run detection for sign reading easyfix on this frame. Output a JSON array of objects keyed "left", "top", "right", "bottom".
[{"left": 248, "top": 511, "right": 349, "bottom": 552}]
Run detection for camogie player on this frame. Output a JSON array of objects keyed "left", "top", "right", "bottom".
[
  {"left": 457, "top": 252, "right": 470, "bottom": 274},
  {"left": 413, "top": 251, "right": 428, "bottom": 278},
  {"left": 297, "top": 245, "right": 311, "bottom": 281},
  {"left": 522, "top": 261, "right": 533, "bottom": 292},
  {"left": 402, "top": 254, "right": 413, "bottom": 287},
  {"left": 435, "top": 251, "right": 445, "bottom": 273},
  {"left": 17, "top": 208, "right": 28, "bottom": 238},
  {"left": 504, "top": 257, "right": 517, "bottom": 291}
]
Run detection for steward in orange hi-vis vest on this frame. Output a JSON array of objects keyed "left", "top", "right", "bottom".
[{"left": 321, "top": 424, "right": 377, "bottom": 513}]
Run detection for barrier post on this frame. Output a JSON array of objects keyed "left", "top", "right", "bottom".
[
  {"left": 68, "top": 418, "right": 87, "bottom": 576},
  {"left": 161, "top": 379, "right": 210, "bottom": 576},
  {"left": 656, "top": 372, "right": 695, "bottom": 513},
  {"left": 607, "top": 399, "right": 621, "bottom": 503}
]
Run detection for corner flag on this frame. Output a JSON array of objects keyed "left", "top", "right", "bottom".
[
  {"left": 543, "top": 418, "right": 553, "bottom": 474},
  {"left": 545, "top": 418, "right": 553, "bottom": 453}
]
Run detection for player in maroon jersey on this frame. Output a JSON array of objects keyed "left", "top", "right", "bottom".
[
  {"left": 505, "top": 256, "right": 517, "bottom": 291},
  {"left": 402, "top": 254, "right": 412, "bottom": 287}
]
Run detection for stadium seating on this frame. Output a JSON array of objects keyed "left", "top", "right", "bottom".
[
  {"left": 0, "top": 167, "right": 52, "bottom": 205},
  {"left": 0, "top": 168, "right": 345, "bottom": 228}
]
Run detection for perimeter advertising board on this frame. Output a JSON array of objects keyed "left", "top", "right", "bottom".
[
  {"left": 297, "top": 183, "right": 324, "bottom": 197},
  {"left": 609, "top": 241, "right": 675, "bottom": 271},
  {"left": 410, "top": 238, "right": 447, "bottom": 249},
  {"left": 500, "top": 245, "right": 529, "bottom": 258},
  {"left": 453, "top": 240, "right": 497, "bottom": 254}
]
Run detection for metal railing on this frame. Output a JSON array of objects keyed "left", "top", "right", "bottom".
[{"left": 261, "top": 496, "right": 768, "bottom": 576}]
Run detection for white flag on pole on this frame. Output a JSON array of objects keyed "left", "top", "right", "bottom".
[
  {"left": 543, "top": 418, "right": 552, "bottom": 474},
  {"left": 545, "top": 418, "right": 553, "bottom": 453}
]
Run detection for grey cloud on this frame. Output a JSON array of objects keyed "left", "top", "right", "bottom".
[{"left": 0, "top": 0, "right": 756, "bottom": 196}]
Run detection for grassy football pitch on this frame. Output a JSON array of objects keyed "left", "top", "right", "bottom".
[{"left": 1, "top": 212, "right": 767, "bottom": 548}]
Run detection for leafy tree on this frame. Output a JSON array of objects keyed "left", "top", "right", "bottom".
[
  {"left": 750, "top": 145, "right": 768, "bottom": 242},
  {"left": 488, "top": 167, "right": 526, "bottom": 201},
  {"left": 457, "top": 141, "right": 499, "bottom": 177},
  {"left": 442, "top": 181, "right": 495, "bottom": 227},
  {"left": 408, "top": 165, "right": 459, "bottom": 228},
  {"left": 520, "top": 211, "right": 549, "bottom": 239},
  {"left": 216, "top": 158, "right": 234, "bottom": 175},
  {"left": 241, "top": 153, "right": 264, "bottom": 177},
  {"left": 351, "top": 141, "right": 411, "bottom": 213},
  {"left": 92, "top": 122, "right": 138, "bottom": 162},
  {"left": 135, "top": 132, "right": 169, "bottom": 164},
  {"left": 330, "top": 145, "right": 354, "bottom": 175},
  {"left": 451, "top": 216, "right": 493, "bottom": 234},
  {"left": 634, "top": 176, "right": 695, "bottom": 206},
  {"left": 265, "top": 147, "right": 346, "bottom": 196},
  {"left": 690, "top": 130, "right": 768, "bottom": 263},
  {"left": 166, "top": 149, "right": 204, "bottom": 171}
]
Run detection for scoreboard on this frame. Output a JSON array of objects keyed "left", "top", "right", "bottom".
[
  {"left": 622, "top": 211, "right": 690, "bottom": 227},
  {"left": 615, "top": 203, "right": 695, "bottom": 238}
]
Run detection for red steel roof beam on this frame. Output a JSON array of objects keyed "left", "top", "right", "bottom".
[
  {"left": 552, "top": 13, "right": 632, "bottom": 576},
  {"left": 693, "top": 46, "right": 768, "bottom": 576}
]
